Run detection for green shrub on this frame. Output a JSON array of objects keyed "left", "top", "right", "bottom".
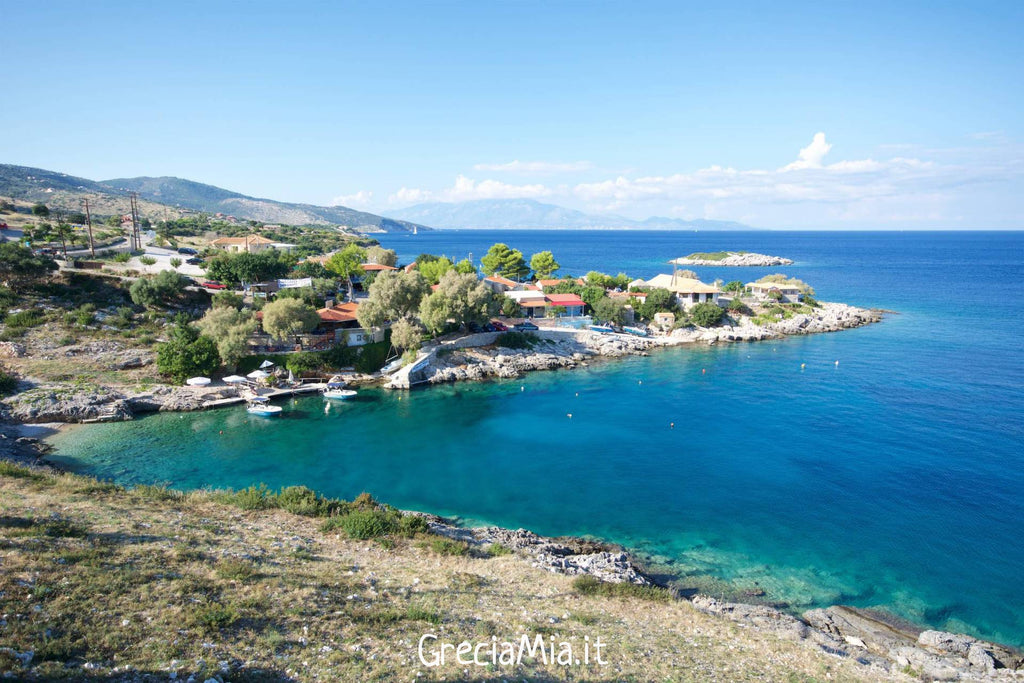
[
  {"left": 487, "top": 543, "right": 513, "bottom": 557},
  {"left": 427, "top": 537, "right": 470, "bottom": 556},
  {"left": 112, "top": 252, "right": 131, "bottom": 263},
  {"left": 572, "top": 575, "right": 671, "bottom": 603},
  {"left": 139, "top": 256, "right": 157, "bottom": 266},
  {"left": 0, "top": 369, "right": 17, "bottom": 395},
  {"left": 495, "top": 330, "right": 538, "bottom": 349},
  {"left": 354, "top": 340, "right": 390, "bottom": 373},
  {"left": 322, "top": 508, "right": 400, "bottom": 539},
  {"left": 65, "top": 303, "right": 96, "bottom": 327},
  {"left": 803, "top": 294, "right": 820, "bottom": 308},
  {"left": 191, "top": 602, "right": 238, "bottom": 632},
  {"left": 405, "top": 605, "right": 441, "bottom": 624},
  {"left": 219, "top": 483, "right": 275, "bottom": 510},
  {"left": 277, "top": 485, "right": 341, "bottom": 517},
  {"left": 215, "top": 558, "right": 257, "bottom": 581},
  {"left": 690, "top": 302, "right": 724, "bottom": 327},
  {"left": 4, "top": 309, "right": 44, "bottom": 329}
]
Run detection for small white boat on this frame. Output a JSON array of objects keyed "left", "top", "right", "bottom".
[
  {"left": 323, "top": 380, "right": 357, "bottom": 400},
  {"left": 246, "top": 396, "right": 282, "bottom": 416}
]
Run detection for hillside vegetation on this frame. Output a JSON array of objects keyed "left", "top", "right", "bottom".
[{"left": 0, "top": 462, "right": 895, "bottom": 681}]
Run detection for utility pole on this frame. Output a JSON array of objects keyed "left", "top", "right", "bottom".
[
  {"left": 129, "top": 192, "right": 141, "bottom": 251},
  {"left": 83, "top": 198, "right": 95, "bottom": 257}
]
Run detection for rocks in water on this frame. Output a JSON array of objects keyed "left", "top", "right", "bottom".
[{"left": 673, "top": 252, "right": 794, "bottom": 267}]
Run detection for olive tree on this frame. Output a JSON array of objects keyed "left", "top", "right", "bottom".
[
  {"left": 356, "top": 270, "right": 430, "bottom": 329},
  {"left": 196, "top": 306, "right": 256, "bottom": 370},
  {"left": 419, "top": 270, "right": 498, "bottom": 334},
  {"left": 261, "top": 298, "right": 320, "bottom": 341}
]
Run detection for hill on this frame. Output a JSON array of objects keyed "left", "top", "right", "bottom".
[
  {"left": 0, "top": 164, "right": 429, "bottom": 233},
  {"left": 102, "top": 175, "right": 427, "bottom": 233},
  {"left": 0, "top": 459, "right": 895, "bottom": 682},
  {"left": 390, "top": 198, "right": 752, "bottom": 230}
]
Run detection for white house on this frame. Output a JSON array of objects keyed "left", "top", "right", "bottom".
[
  {"left": 644, "top": 273, "right": 720, "bottom": 309},
  {"left": 747, "top": 281, "right": 803, "bottom": 303}
]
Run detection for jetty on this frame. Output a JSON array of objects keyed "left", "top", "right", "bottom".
[{"left": 200, "top": 382, "right": 327, "bottom": 409}]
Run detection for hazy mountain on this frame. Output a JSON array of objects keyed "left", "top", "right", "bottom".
[
  {"left": 0, "top": 164, "right": 428, "bottom": 233},
  {"left": 390, "top": 198, "right": 752, "bottom": 230}
]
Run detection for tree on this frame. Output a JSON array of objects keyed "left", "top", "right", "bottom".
[
  {"left": 592, "top": 297, "right": 627, "bottom": 325},
  {"left": 196, "top": 307, "right": 255, "bottom": 370},
  {"left": 53, "top": 222, "right": 73, "bottom": 259},
  {"left": 480, "top": 243, "right": 528, "bottom": 280},
  {"left": 691, "top": 302, "right": 724, "bottom": 327},
  {"left": 261, "top": 298, "right": 320, "bottom": 341},
  {"left": 419, "top": 271, "right": 498, "bottom": 334},
  {"left": 454, "top": 258, "right": 476, "bottom": 275},
  {"left": 325, "top": 243, "right": 367, "bottom": 301},
  {"left": 129, "top": 270, "right": 190, "bottom": 308},
  {"left": 204, "top": 250, "right": 295, "bottom": 286},
  {"left": 418, "top": 256, "right": 452, "bottom": 285},
  {"left": 365, "top": 246, "right": 397, "bottom": 267},
  {"left": 390, "top": 317, "right": 424, "bottom": 352},
  {"left": 529, "top": 251, "right": 560, "bottom": 280},
  {"left": 170, "top": 257, "right": 182, "bottom": 269},
  {"left": 31, "top": 203, "right": 49, "bottom": 217},
  {"left": 356, "top": 270, "right": 429, "bottom": 329},
  {"left": 636, "top": 288, "right": 678, "bottom": 321},
  {"left": 156, "top": 321, "right": 221, "bottom": 382},
  {"left": 66, "top": 212, "right": 87, "bottom": 225},
  {"left": 722, "top": 280, "right": 745, "bottom": 293},
  {"left": 0, "top": 243, "right": 57, "bottom": 287}
]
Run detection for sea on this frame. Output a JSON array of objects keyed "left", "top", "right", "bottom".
[{"left": 46, "top": 230, "right": 1024, "bottom": 646}]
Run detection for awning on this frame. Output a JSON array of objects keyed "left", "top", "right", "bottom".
[{"left": 185, "top": 377, "right": 211, "bottom": 386}]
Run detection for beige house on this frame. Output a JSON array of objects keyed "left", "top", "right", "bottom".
[
  {"left": 645, "top": 273, "right": 720, "bottom": 309},
  {"left": 747, "top": 281, "right": 803, "bottom": 303},
  {"left": 210, "top": 235, "right": 295, "bottom": 253}
]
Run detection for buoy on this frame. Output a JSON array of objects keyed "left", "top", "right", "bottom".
[
  {"left": 219, "top": 430, "right": 223, "bottom": 434},
  {"left": 801, "top": 363, "right": 806, "bottom": 370},
  {"left": 575, "top": 392, "right": 579, "bottom": 397},
  {"left": 835, "top": 360, "right": 839, "bottom": 366},
  {"left": 567, "top": 413, "right": 572, "bottom": 418},
  {"left": 670, "top": 422, "right": 675, "bottom": 429},
  {"left": 638, "top": 380, "right": 642, "bottom": 385},
  {"left": 521, "top": 386, "right": 525, "bottom": 391},
  {"left": 702, "top": 368, "right": 706, "bottom": 375}
]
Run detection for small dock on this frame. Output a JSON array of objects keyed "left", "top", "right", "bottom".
[{"left": 201, "top": 383, "right": 327, "bottom": 409}]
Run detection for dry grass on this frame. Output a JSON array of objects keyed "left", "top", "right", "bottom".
[{"left": 0, "top": 465, "right": 905, "bottom": 681}]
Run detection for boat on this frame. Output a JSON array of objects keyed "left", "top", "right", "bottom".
[
  {"left": 246, "top": 396, "right": 282, "bottom": 416},
  {"left": 590, "top": 324, "right": 614, "bottom": 333},
  {"left": 322, "top": 380, "right": 357, "bottom": 400},
  {"left": 623, "top": 326, "right": 649, "bottom": 337}
]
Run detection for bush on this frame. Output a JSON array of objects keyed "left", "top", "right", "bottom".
[
  {"left": 190, "top": 602, "right": 238, "bottom": 632},
  {"left": 112, "top": 252, "right": 131, "bottom": 263},
  {"left": 139, "top": 256, "right": 157, "bottom": 266},
  {"left": 3, "top": 309, "right": 44, "bottom": 329},
  {"left": 322, "top": 508, "right": 401, "bottom": 539},
  {"left": 495, "top": 330, "right": 538, "bottom": 349},
  {"left": 64, "top": 303, "right": 96, "bottom": 327},
  {"left": 277, "top": 485, "right": 342, "bottom": 517},
  {"left": 354, "top": 340, "right": 390, "bottom": 373},
  {"left": 803, "top": 294, "right": 820, "bottom": 308},
  {"left": 727, "top": 298, "right": 751, "bottom": 315},
  {"left": 427, "top": 537, "right": 471, "bottom": 556},
  {"left": 0, "top": 369, "right": 18, "bottom": 395},
  {"left": 130, "top": 270, "right": 190, "bottom": 308},
  {"left": 572, "top": 575, "right": 671, "bottom": 603},
  {"left": 690, "top": 302, "right": 724, "bottom": 327}
]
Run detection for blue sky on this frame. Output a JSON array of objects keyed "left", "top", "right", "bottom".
[{"left": 2, "top": 0, "right": 1021, "bottom": 228}]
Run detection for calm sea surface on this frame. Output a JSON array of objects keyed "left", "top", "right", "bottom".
[{"left": 48, "top": 230, "right": 1024, "bottom": 645}]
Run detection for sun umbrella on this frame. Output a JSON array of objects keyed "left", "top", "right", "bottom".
[
  {"left": 222, "top": 375, "right": 248, "bottom": 384},
  {"left": 259, "top": 360, "right": 276, "bottom": 369},
  {"left": 186, "top": 377, "right": 211, "bottom": 386},
  {"left": 247, "top": 369, "right": 271, "bottom": 380}
]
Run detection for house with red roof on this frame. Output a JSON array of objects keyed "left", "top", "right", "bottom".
[
  {"left": 483, "top": 275, "right": 521, "bottom": 294},
  {"left": 543, "top": 293, "right": 585, "bottom": 317}
]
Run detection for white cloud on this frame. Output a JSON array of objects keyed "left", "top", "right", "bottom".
[
  {"left": 782, "top": 132, "right": 833, "bottom": 170},
  {"left": 389, "top": 187, "right": 434, "bottom": 205},
  {"left": 444, "top": 174, "right": 556, "bottom": 201},
  {"left": 330, "top": 190, "right": 374, "bottom": 208},
  {"left": 473, "top": 160, "right": 594, "bottom": 173}
]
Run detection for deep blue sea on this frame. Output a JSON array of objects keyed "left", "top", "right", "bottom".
[{"left": 47, "top": 230, "right": 1024, "bottom": 646}]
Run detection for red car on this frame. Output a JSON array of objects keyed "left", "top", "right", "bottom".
[
  {"left": 201, "top": 281, "right": 227, "bottom": 290},
  {"left": 491, "top": 320, "right": 508, "bottom": 331}
]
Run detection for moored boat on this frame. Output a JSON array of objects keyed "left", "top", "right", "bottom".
[{"left": 246, "top": 396, "right": 282, "bottom": 416}]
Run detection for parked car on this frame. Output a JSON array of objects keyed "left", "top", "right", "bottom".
[
  {"left": 491, "top": 320, "right": 508, "bottom": 331},
  {"left": 185, "top": 257, "right": 203, "bottom": 265},
  {"left": 513, "top": 321, "right": 539, "bottom": 331},
  {"left": 201, "top": 281, "right": 227, "bottom": 290},
  {"left": 177, "top": 247, "right": 198, "bottom": 255},
  {"left": 0, "top": 222, "right": 9, "bottom": 230}
]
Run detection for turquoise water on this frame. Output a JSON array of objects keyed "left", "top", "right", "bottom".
[{"left": 47, "top": 231, "right": 1024, "bottom": 646}]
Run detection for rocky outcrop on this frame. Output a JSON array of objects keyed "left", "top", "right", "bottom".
[
  {"left": 764, "top": 302, "right": 882, "bottom": 335},
  {"left": 4, "top": 383, "right": 237, "bottom": 424},
  {"left": 673, "top": 252, "right": 794, "bottom": 266},
  {"left": 421, "top": 516, "right": 654, "bottom": 585}
]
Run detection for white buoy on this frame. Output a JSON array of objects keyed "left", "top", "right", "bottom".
[
  {"left": 567, "top": 413, "right": 572, "bottom": 418},
  {"left": 835, "top": 360, "right": 840, "bottom": 366}
]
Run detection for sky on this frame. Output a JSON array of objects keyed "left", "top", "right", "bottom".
[{"left": 2, "top": 0, "right": 1022, "bottom": 229}]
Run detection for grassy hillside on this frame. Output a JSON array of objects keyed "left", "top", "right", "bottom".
[{"left": 0, "top": 461, "right": 896, "bottom": 682}]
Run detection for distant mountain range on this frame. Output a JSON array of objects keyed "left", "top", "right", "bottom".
[
  {"left": 390, "top": 198, "right": 753, "bottom": 230},
  {"left": 0, "top": 164, "right": 427, "bottom": 233}
]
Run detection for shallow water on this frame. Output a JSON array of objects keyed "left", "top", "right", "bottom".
[{"left": 47, "top": 230, "right": 1024, "bottom": 645}]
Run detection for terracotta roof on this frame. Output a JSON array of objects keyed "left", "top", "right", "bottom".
[
  {"left": 317, "top": 301, "right": 360, "bottom": 323},
  {"left": 361, "top": 263, "right": 398, "bottom": 272},
  {"left": 484, "top": 275, "right": 518, "bottom": 287},
  {"left": 536, "top": 279, "right": 564, "bottom": 288},
  {"left": 523, "top": 284, "right": 540, "bottom": 291},
  {"left": 404, "top": 262, "right": 418, "bottom": 273},
  {"left": 519, "top": 301, "right": 548, "bottom": 308},
  {"left": 545, "top": 293, "right": 585, "bottom": 306}
]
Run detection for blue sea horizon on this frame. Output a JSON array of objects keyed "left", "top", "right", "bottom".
[{"left": 47, "top": 230, "right": 1024, "bottom": 647}]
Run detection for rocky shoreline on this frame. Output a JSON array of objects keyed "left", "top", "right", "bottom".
[
  {"left": 671, "top": 251, "right": 794, "bottom": 266},
  {"left": 387, "top": 301, "right": 882, "bottom": 388},
  {"left": 420, "top": 511, "right": 1022, "bottom": 681}
]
